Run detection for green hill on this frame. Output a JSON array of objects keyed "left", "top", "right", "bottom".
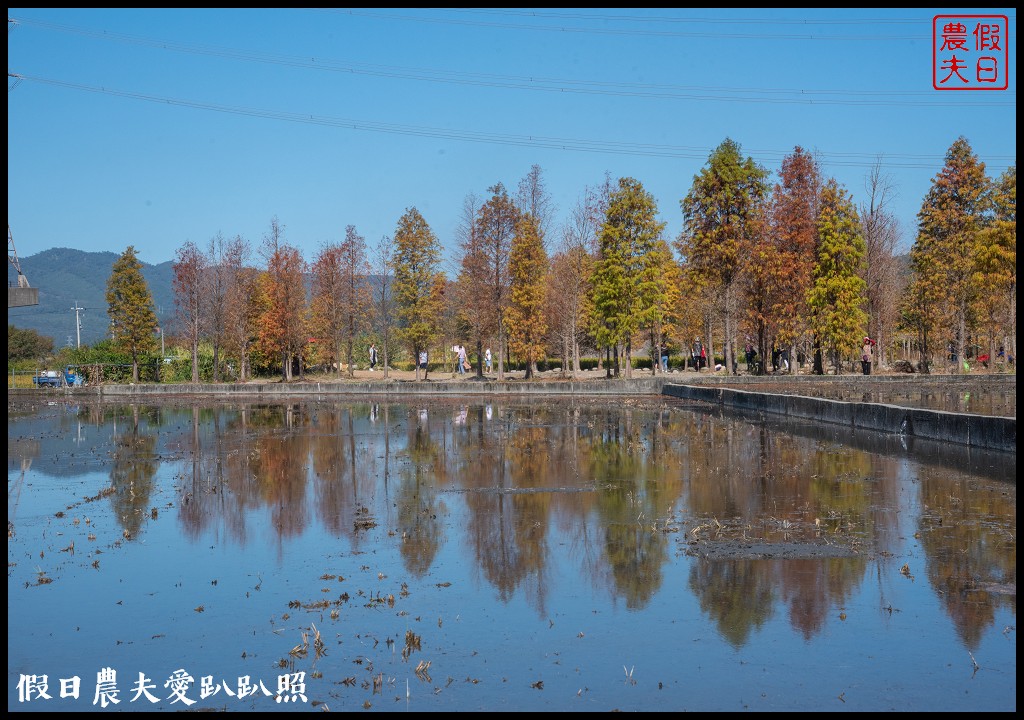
[{"left": 8, "top": 248, "right": 175, "bottom": 347}]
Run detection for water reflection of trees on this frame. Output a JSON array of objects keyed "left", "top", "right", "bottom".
[
  {"left": 76, "top": 398, "right": 1012, "bottom": 647},
  {"left": 453, "top": 402, "right": 689, "bottom": 614},
  {"left": 109, "top": 404, "right": 161, "bottom": 537},
  {"left": 916, "top": 470, "right": 1017, "bottom": 649},
  {"left": 460, "top": 404, "right": 552, "bottom": 612},
  {"left": 174, "top": 405, "right": 262, "bottom": 545},
  {"left": 395, "top": 408, "right": 445, "bottom": 577},
  {"left": 587, "top": 407, "right": 680, "bottom": 610},
  {"left": 692, "top": 559, "right": 774, "bottom": 647},
  {"left": 683, "top": 416, "right": 882, "bottom": 643},
  {"left": 245, "top": 405, "right": 312, "bottom": 539},
  {"left": 309, "top": 404, "right": 382, "bottom": 548},
  {"left": 171, "top": 402, "right": 389, "bottom": 549}
]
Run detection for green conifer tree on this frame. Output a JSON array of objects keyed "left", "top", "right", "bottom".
[
  {"left": 392, "top": 207, "right": 444, "bottom": 380},
  {"left": 590, "top": 177, "right": 666, "bottom": 379},
  {"left": 679, "top": 138, "right": 769, "bottom": 373},
  {"left": 806, "top": 180, "right": 868, "bottom": 374},
  {"left": 106, "top": 246, "right": 159, "bottom": 383}
]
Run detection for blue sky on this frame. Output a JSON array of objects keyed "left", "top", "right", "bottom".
[{"left": 7, "top": 8, "right": 1016, "bottom": 274}]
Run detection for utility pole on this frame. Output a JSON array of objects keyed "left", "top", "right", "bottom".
[{"left": 71, "top": 302, "right": 84, "bottom": 347}]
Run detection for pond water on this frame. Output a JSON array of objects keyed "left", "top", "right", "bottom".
[{"left": 7, "top": 395, "right": 1016, "bottom": 712}]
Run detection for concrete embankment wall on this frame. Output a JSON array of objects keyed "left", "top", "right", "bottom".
[
  {"left": 663, "top": 383, "right": 1016, "bottom": 453},
  {"left": 35, "top": 377, "right": 671, "bottom": 398}
]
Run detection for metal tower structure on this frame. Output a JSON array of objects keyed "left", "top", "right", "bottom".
[{"left": 8, "top": 224, "right": 39, "bottom": 307}]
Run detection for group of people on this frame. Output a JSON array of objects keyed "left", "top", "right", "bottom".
[
  {"left": 451, "top": 344, "right": 493, "bottom": 375},
  {"left": 691, "top": 337, "right": 707, "bottom": 370},
  {"left": 376, "top": 336, "right": 898, "bottom": 377},
  {"left": 393, "top": 346, "right": 496, "bottom": 374}
]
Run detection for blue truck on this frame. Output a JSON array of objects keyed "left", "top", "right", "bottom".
[{"left": 31, "top": 366, "right": 83, "bottom": 388}]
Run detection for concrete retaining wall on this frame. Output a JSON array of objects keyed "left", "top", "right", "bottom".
[
  {"left": 35, "top": 376, "right": 671, "bottom": 398},
  {"left": 663, "top": 383, "right": 1016, "bottom": 453}
]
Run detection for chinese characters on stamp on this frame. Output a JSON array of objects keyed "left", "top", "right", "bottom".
[{"left": 934, "top": 15, "right": 1009, "bottom": 90}]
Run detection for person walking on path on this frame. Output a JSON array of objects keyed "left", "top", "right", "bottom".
[
  {"left": 453, "top": 344, "right": 466, "bottom": 375},
  {"left": 369, "top": 343, "right": 378, "bottom": 371},
  {"left": 484, "top": 347, "right": 492, "bottom": 373},
  {"left": 458, "top": 344, "right": 469, "bottom": 375}
]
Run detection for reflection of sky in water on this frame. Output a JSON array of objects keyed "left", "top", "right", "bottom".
[{"left": 8, "top": 398, "right": 1016, "bottom": 712}]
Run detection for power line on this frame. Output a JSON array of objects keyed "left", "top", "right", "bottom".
[
  {"left": 8, "top": 308, "right": 70, "bottom": 316},
  {"left": 8, "top": 73, "right": 1015, "bottom": 172},
  {"left": 10, "top": 17, "right": 1014, "bottom": 108},
  {"left": 446, "top": 9, "right": 939, "bottom": 25},
  {"left": 321, "top": 9, "right": 940, "bottom": 41}
]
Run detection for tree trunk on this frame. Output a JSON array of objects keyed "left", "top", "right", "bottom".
[
  {"left": 497, "top": 325, "right": 505, "bottom": 381},
  {"left": 649, "top": 328, "right": 658, "bottom": 375},
  {"left": 722, "top": 287, "right": 732, "bottom": 375},
  {"left": 704, "top": 318, "right": 714, "bottom": 373},
  {"left": 192, "top": 338, "right": 200, "bottom": 383},
  {"left": 957, "top": 310, "right": 967, "bottom": 375}
]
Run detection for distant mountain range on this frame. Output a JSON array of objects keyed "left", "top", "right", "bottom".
[
  {"left": 8, "top": 248, "right": 175, "bottom": 347},
  {"left": 7, "top": 248, "right": 384, "bottom": 350}
]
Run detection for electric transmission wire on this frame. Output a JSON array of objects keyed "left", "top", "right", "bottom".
[
  {"left": 8, "top": 72, "right": 1014, "bottom": 172},
  {"left": 9, "top": 16, "right": 1014, "bottom": 109}
]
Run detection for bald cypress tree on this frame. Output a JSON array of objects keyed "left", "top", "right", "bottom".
[
  {"left": 392, "top": 207, "right": 444, "bottom": 380},
  {"left": 807, "top": 179, "right": 868, "bottom": 374},
  {"left": 506, "top": 214, "right": 548, "bottom": 378},
  {"left": 172, "top": 241, "right": 206, "bottom": 383},
  {"left": 475, "top": 184, "right": 520, "bottom": 380},
  {"left": 972, "top": 165, "right": 1016, "bottom": 371},
  {"left": 767, "top": 147, "right": 821, "bottom": 373},
  {"left": 907, "top": 137, "right": 991, "bottom": 373},
  {"left": 679, "top": 138, "right": 769, "bottom": 374},
  {"left": 106, "top": 245, "right": 159, "bottom": 383},
  {"left": 590, "top": 177, "right": 666, "bottom": 379}
]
